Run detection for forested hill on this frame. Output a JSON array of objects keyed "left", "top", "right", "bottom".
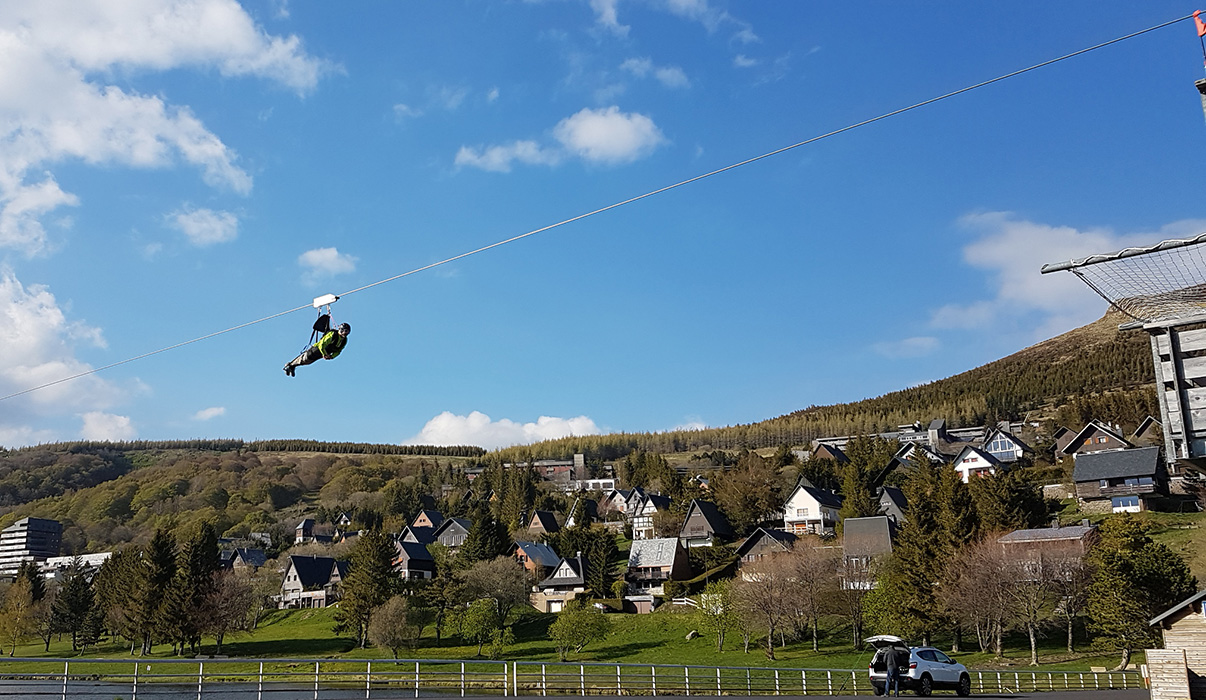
[{"left": 494, "top": 310, "right": 1157, "bottom": 461}]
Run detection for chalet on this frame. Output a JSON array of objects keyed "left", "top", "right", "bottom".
[
  {"left": 527, "top": 510, "right": 561, "bottom": 537},
  {"left": 841, "top": 516, "right": 895, "bottom": 589},
  {"left": 1061, "top": 421, "right": 1134, "bottom": 458},
  {"left": 981, "top": 427, "right": 1034, "bottom": 463},
  {"left": 1072, "top": 446, "right": 1165, "bottom": 513},
  {"left": 997, "top": 524, "right": 1097, "bottom": 565},
  {"left": 400, "top": 525, "right": 437, "bottom": 545},
  {"left": 623, "top": 487, "right": 648, "bottom": 515},
  {"left": 630, "top": 492, "right": 671, "bottom": 540},
  {"left": 951, "top": 445, "right": 1002, "bottom": 482},
  {"left": 878, "top": 486, "right": 908, "bottom": 525},
  {"left": 392, "top": 541, "right": 436, "bottom": 579},
  {"left": 279, "top": 554, "right": 347, "bottom": 608},
  {"left": 294, "top": 518, "right": 314, "bottom": 544},
  {"left": 625, "top": 538, "right": 690, "bottom": 596},
  {"left": 1051, "top": 426, "right": 1076, "bottom": 455},
  {"left": 412, "top": 510, "right": 444, "bottom": 530},
  {"left": 532, "top": 554, "right": 587, "bottom": 613},
  {"left": 678, "top": 499, "right": 734, "bottom": 548},
  {"left": 812, "top": 444, "right": 850, "bottom": 463},
  {"left": 432, "top": 517, "right": 473, "bottom": 550},
  {"left": 510, "top": 541, "right": 561, "bottom": 579},
  {"left": 565, "top": 497, "right": 598, "bottom": 528},
  {"left": 220, "top": 547, "right": 267, "bottom": 571},
  {"left": 1133, "top": 416, "right": 1162, "bottom": 446},
  {"left": 781, "top": 480, "right": 842, "bottom": 537},
  {"left": 1148, "top": 590, "right": 1206, "bottom": 700},
  {"left": 734, "top": 528, "right": 797, "bottom": 564},
  {"left": 598, "top": 489, "right": 632, "bottom": 519}
]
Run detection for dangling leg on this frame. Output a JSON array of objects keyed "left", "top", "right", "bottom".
[{"left": 284, "top": 346, "right": 322, "bottom": 376}]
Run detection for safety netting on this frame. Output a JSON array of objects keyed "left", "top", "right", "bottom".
[{"left": 1041, "top": 233, "right": 1206, "bottom": 324}]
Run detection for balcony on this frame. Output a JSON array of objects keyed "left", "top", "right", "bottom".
[{"left": 1099, "top": 483, "right": 1158, "bottom": 497}]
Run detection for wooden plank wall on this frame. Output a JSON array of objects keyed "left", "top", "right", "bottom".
[
  {"left": 1147, "top": 648, "right": 1192, "bottom": 700},
  {"left": 1164, "top": 609, "right": 1206, "bottom": 699}
]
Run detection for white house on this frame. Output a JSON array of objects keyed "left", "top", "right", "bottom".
[
  {"left": 781, "top": 481, "right": 842, "bottom": 536},
  {"left": 980, "top": 428, "right": 1033, "bottom": 463},
  {"left": 951, "top": 445, "right": 1002, "bottom": 483}
]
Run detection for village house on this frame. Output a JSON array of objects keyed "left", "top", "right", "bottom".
[
  {"left": 734, "top": 527, "right": 797, "bottom": 564},
  {"left": 432, "top": 517, "right": 473, "bottom": 550},
  {"left": 812, "top": 443, "right": 850, "bottom": 463},
  {"left": 625, "top": 537, "right": 690, "bottom": 596},
  {"left": 878, "top": 486, "right": 908, "bottom": 525},
  {"left": 598, "top": 489, "right": 632, "bottom": 519},
  {"left": 951, "top": 445, "right": 1003, "bottom": 482},
  {"left": 841, "top": 516, "right": 895, "bottom": 589},
  {"left": 781, "top": 480, "right": 842, "bottom": 536},
  {"left": 1061, "top": 421, "right": 1134, "bottom": 458},
  {"left": 980, "top": 426, "right": 1034, "bottom": 463},
  {"left": 678, "top": 499, "right": 734, "bottom": 548},
  {"left": 279, "top": 554, "right": 347, "bottom": 608},
  {"left": 565, "top": 497, "right": 598, "bottom": 528},
  {"left": 526, "top": 510, "right": 560, "bottom": 537},
  {"left": 1148, "top": 589, "right": 1206, "bottom": 700},
  {"left": 1072, "top": 446, "right": 1165, "bottom": 513},
  {"left": 392, "top": 541, "right": 436, "bottom": 579},
  {"left": 1051, "top": 426, "right": 1076, "bottom": 456},
  {"left": 510, "top": 540, "right": 561, "bottom": 580},
  {"left": 220, "top": 547, "right": 267, "bottom": 571},
  {"left": 412, "top": 510, "right": 444, "bottom": 529},
  {"left": 531, "top": 553, "right": 587, "bottom": 613},
  {"left": 1133, "top": 416, "right": 1162, "bottom": 446},
  {"left": 997, "top": 523, "right": 1098, "bottom": 569},
  {"left": 400, "top": 524, "right": 437, "bottom": 545},
  {"left": 630, "top": 492, "right": 671, "bottom": 540}
]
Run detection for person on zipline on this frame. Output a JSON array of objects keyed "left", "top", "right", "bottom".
[{"left": 284, "top": 322, "right": 350, "bottom": 376}]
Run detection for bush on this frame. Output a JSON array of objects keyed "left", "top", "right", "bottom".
[{"left": 663, "top": 580, "right": 685, "bottom": 598}]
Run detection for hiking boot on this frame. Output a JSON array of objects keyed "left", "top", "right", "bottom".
[{"left": 283, "top": 364, "right": 295, "bottom": 377}]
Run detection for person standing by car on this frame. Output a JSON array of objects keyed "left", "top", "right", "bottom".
[{"left": 884, "top": 645, "right": 904, "bottom": 697}]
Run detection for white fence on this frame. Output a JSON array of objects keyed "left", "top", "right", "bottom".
[{"left": 0, "top": 657, "right": 1144, "bottom": 698}]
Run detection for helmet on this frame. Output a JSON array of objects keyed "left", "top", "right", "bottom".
[{"left": 337, "top": 323, "right": 351, "bottom": 335}]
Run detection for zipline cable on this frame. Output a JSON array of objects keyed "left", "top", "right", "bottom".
[{"left": 0, "top": 11, "right": 1193, "bottom": 403}]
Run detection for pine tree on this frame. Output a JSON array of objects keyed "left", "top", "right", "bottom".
[
  {"left": 335, "top": 529, "right": 399, "bottom": 648},
  {"left": 460, "top": 504, "right": 506, "bottom": 564},
  {"left": 52, "top": 559, "right": 94, "bottom": 651},
  {"left": 137, "top": 529, "right": 177, "bottom": 655}
]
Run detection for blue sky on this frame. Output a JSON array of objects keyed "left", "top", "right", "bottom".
[{"left": 2, "top": 1, "right": 1204, "bottom": 450}]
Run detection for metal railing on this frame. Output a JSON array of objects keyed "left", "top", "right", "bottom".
[{"left": 0, "top": 657, "right": 1144, "bottom": 698}]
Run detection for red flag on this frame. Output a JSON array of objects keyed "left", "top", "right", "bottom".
[{"left": 1195, "top": 9, "right": 1206, "bottom": 38}]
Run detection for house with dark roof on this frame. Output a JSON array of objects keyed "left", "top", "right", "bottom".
[
  {"left": 951, "top": 445, "right": 1003, "bottom": 482},
  {"left": 734, "top": 527, "right": 797, "bottom": 564},
  {"left": 997, "top": 524, "right": 1098, "bottom": 565},
  {"left": 1062, "top": 421, "right": 1134, "bottom": 458},
  {"left": 782, "top": 480, "right": 842, "bottom": 536},
  {"left": 565, "top": 497, "right": 598, "bottom": 528},
  {"left": 510, "top": 541, "right": 561, "bottom": 579},
  {"left": 625, "top": 537, "right": 690, "bottom": 596},
  {"left": 678, "top": 499, "right": 734, "bottom": 548},
  {"left": 392, "top": 540, "right": 436, "bottom": 579},
  {"left": 1051, "top": 426, "right": 1076, "bottom": 455},
  {"left": 841, "top": 516, "right": 896, "bottom": 589},
  {"left": 598, "top": 489, "right": 631, "bottom": 519},
  {"left": 401, "top": 525, "right": 437, "bottom": 545},
  {"left": 220, "top": 547, "right": 267, "bottom": 571},
  {"left": 981, "top": 427, "right": 1034, "bottom": 463},
  {"left": 1148, "top": 589, "right": 1206, "bottom": 700},
  {"left": 1133, "top": 416, "right": 1162, "bottom": 446},
  {"left": 294, "top": 518, "right": 315, "bottom": 544},
  {"left": 412, "top": 510, "right": 444, "bottom": 530},
  {"left": 532, "top": 554, "right": 588, "bottom": 613},
  {"left": 878, "top": 486, "right": 908, "bottom": 525},
  {"left": 526, "top": 510, "right": 561, "bottom": 537},
  {"left": 1072, "top": 446, "right": 1165, "bottom": 513},
  {"left": 812, "top": 444, "right": 850, "bottom": 463},
  {"left": 432, "top": 517, "right": 473, "bottom": 550},
  {"left": 279, "top": 554, "right": 347, "bottom": 608},
  {"left": 630, "top": 492, "right": 671, "bottom": 540}
]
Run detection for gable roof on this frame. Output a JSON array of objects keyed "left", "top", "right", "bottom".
[
  {"left": 951, "top": 445, "right": 1003, "bottom": 468},
  {"left": 412, "top": 509, "right": 445, "bottom": 529},
  {"left": 287, "top": 554, "right": 337, "bottom": 589},
  {"left": 682, "top": 499, "right": 734, "bottom": 539},
  {"left": 1062, "top": 421, "right": 1134, "bottom": 455},
  {"left": 981, "top": 428, "right": 1034, "bottom": 455},
  {"left": 812, "top": 444, "right": 850, "bottom": 463},
  {"left": 394, "top": 540, "right": 434, "bottom": 563},
  {"left": 511, "top": 540, "right": 561, "bottom": 568},
  {"left": 528, "top": 510, "right": 560, "bottom": 533},
  {"left": 538, "top": 555, "right": 585, "bottom": 588},
  {"left": 734, "top": 527, "right": 797, "bottom": 559},
  {"left": 998, "top": 524, "right": 1096, "bottom": 544},
  {"left": 627, "top": 538, "right": 681, "bottom": 568},
  {"left": 787, "top": 481, "right": 843, "bottom": 510},
  {"left": 433, "top": 517, "right": 472, "bottom": 537},
  {"left": 880, "top": 486, "right": 907, "bottom": 513},
  {"left": 231, "top": 547, "right": 267, "bottom": 568},
  {"left": 1133, "top": 416, "right": 1161, "bottom": 439},
  {"left": 1150, "top": 589, "right": 1206, "bottom": 627},
  {"left": 1072, "top": 446, "right": 1161, "bottom": 482},
  {"left": 401, "top": 525, "right": 437, "bottom": 544},
  {"left": 842, "top": 516, "right": 895, "bottom": 558}
]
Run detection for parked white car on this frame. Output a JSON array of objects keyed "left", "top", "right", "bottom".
[{"left": 866, "top": 635, "right": 972, "bottom": 697}]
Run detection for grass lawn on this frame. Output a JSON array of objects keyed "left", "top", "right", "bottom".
[{"left": 0, "top": 604, "right": 1140, "bottom": 674}]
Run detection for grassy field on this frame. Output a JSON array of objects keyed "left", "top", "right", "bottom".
[{"left": 1, "top": 604, "right": 1142, "bottom": 673}]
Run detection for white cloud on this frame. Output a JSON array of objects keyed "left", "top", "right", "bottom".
[
  {"left": 393, "top": 103, "right": 422, "bottom": 121},
  {"left": 405, "top": 410, "right": 601, "bottom": 450},
  {"left": 0, "top": 1, "right": 331, "bottom": 254},
  {"left": 621, "top": 58, "right": 689, "bottom": 88},
  {"left": 80, "top": 411, "right": 135, "bottom": 441},
  {"left": 193, "top": 406, "right": 225, "bottom": 421},
  {"left": 299, "top": 247, "right": 357, "bottom": 281},
  {"left": 672, "top": 418, "right": 707, "bottom": 431},
  {"left": 455, "top": 141, "right": 562, "bottom": 173},
  {"left": 873, "top": 336, "right": 941, "bottom": 359},
  {"left": 734, "top": 54, "right": 758, "bottom": 68},
  {"left": 168, "top": 207, "right": 239, "bottom": 246},
  {"left": 932, "top": 212, "right": 1206, "bottom": 338},
  {"left": 553, "top": 106, "right": 666, "bottom": 165},
  {"left": 589, "top": 0, "right": 629, "bottom": 36},
  {"left": 0, "top": 268, "right": 120, "bottom": 417},
  {"left": 487, "top": 87, "right": 500, "bottom": 103}
]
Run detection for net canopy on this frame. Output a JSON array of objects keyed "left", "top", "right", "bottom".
[{"left": 1041, "top": 233, "right": 1206, "bottom": 325}]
